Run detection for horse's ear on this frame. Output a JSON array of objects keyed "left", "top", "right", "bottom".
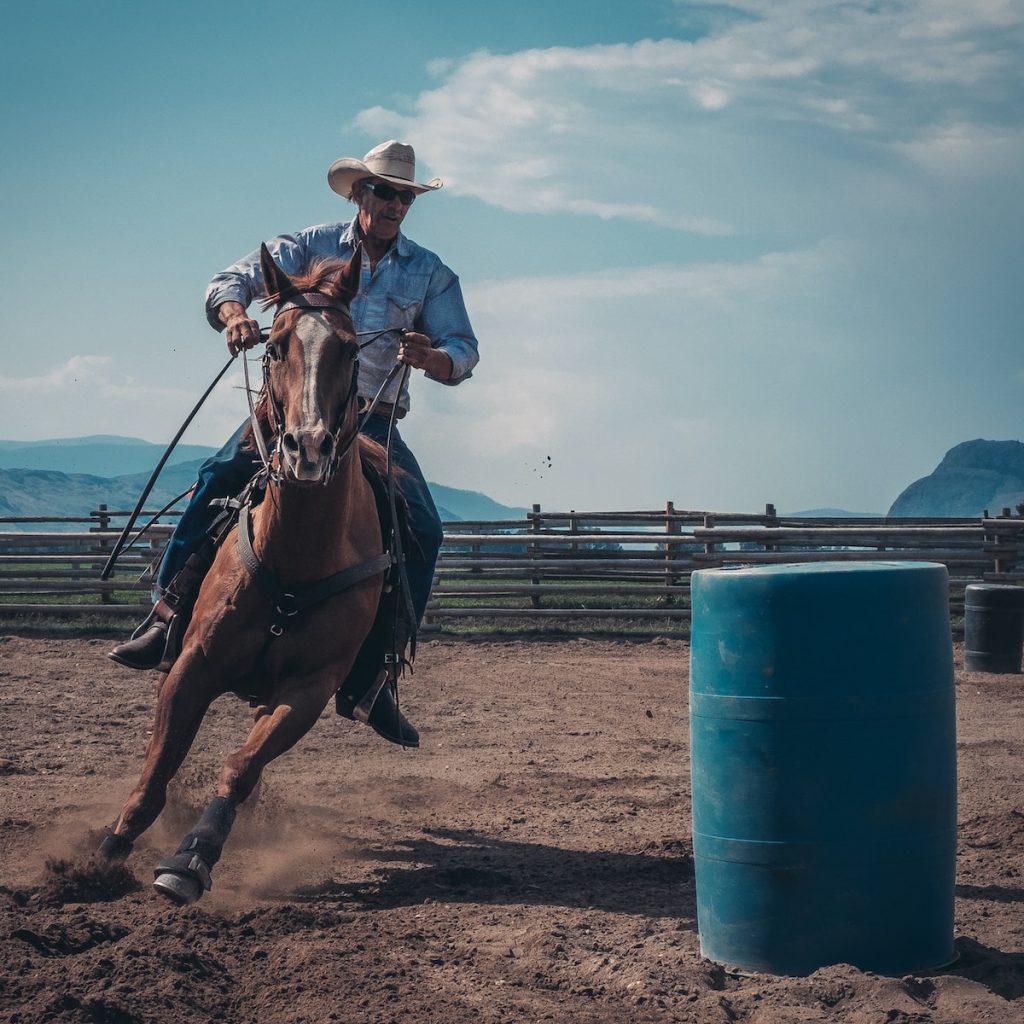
[
  {"left": 337, "top": 243, "right": 363, "bottom": 305},
  {"left": 259, "top": 243, "right": 292, "bottom": 305}
]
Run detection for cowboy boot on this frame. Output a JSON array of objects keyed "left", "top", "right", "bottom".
[
  {"left": 354, "top": 670, "right": 419, "bottom": 748},
  {"left": 108, "top": 541, "right": 217, "bottom": 671},
  {"left": 335, "top": 581, "right": 419, "bottom": 747},
  {"left": 107, "top": 606, "right": 171, "bottom": 671}
]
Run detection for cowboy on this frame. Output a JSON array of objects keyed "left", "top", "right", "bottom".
[{"left": 109, "top": 141, "right": 479, "bottom": 747}]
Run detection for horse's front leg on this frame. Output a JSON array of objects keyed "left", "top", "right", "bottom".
[
  {"left": 152, "top": 670, "right": 338, "bottom": 904},
  {"left": 96, "top": 647, "right": 219, "bottom": 863}
]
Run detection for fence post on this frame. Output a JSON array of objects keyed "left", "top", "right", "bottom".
[
  {"left": 92, "top": 504, "right": 114, "bottom": 601},
  {"left": 530, "top": 503, "right": 542, "bottom": 608},
  {"left": 764, "top": 502, "right": 778, "bottom": 554},
  {"left": 993, "top": 508, "right": 1012, "bottom": 576},
  {"left": 471, "top": 522, "right": 482, "bottom": 575},
  {"left": 704, "top": 513, "right": 716, "bottom": 564},
  {"left": 665, "top": 500, "right": 680, "bottom": 589}
]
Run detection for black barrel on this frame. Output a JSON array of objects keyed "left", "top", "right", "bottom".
[{"left": 964, "top": 583, "right": 1024, "bottom": 673}]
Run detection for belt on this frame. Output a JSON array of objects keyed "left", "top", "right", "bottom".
[{"left": 367, "top": 401, "right": 407, "bottom": 420}]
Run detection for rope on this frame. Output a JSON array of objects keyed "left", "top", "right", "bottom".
[{"left": 100, "top": 355, "right": 237, "bottom": 580}]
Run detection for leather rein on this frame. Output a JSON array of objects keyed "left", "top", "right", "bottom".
[
  {"left": 236, "top": 290, "right": 410, "bottom": 637},
  {"left": 244, "top": 291, "right": 366, "bottom": 485},
  {"left": 101, "top": 291, "right": 414, "bottom": 646}
]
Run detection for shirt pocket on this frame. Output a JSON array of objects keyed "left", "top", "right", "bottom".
[{"left": 385, "top": 294, "right": 422, "bottom": 332}]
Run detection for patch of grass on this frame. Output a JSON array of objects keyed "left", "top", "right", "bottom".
[{"left": 0, "top": 612, "right": 140, "bottom": 637}]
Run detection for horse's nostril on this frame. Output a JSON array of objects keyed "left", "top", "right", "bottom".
[
  {"left": 282, "top": 433, "right": 300, "bottom": 453},
  {"left": 319, "top": 434, "right": 335, "bottom": 457}
]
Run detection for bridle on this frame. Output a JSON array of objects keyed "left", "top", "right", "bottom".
[
  {"left": 101, "top": 295, "right": 409, "bottom": 579},
  {"left": 244, "top": 290, "right": 391, "bottom": 486},
  {"left": 237, "top": 289, "right": 416, "bottom": 643}
]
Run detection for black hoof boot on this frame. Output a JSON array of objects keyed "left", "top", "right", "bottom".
[
  {"left": 153, "top": 853, "right": 208, "bottom": 905},
  {"left": 367, "top": 681, "right": 420, "bottom": 748},
  {"left": 108, "top": 620, "right": 168, "bottom": 671}
]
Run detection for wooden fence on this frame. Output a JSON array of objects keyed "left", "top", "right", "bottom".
[{"left": 3, "top": 501, "right": 1024, "bottom": 634}]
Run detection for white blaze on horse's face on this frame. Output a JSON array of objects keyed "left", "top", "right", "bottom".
[{"left": 276, "top": 311, "right": 353, "bottom": 483}]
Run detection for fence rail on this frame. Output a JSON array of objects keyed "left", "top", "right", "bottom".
[{"left": 2, "top": 501, "right": 1024, "bottom": 633}]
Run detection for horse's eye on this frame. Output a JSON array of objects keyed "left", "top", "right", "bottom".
[{"left": 266, "top": 342, "right": 281, "bottom": 362}]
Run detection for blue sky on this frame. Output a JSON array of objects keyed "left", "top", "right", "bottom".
[{"left": 1, "top": 0, "right": 1021, "bottom": 513}]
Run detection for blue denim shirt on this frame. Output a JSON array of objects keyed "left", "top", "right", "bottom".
[{"left": 205, "top": 220, "right": 479, "bottom": 411}]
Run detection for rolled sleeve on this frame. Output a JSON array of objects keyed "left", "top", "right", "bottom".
[
  {"left": 419, "top": 269, "right": 479, "bottom": 385},
  {"left": 204, "top": 232, "right": 313, "bottom": 331}
]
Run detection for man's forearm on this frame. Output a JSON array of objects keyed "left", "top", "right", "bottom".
[{"left": 218, "top": 301, "right": 248, "bottom": 328}]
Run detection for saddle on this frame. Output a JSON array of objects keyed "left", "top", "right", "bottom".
[{"left": 155, "top": 454, "right": 417, "bottom": 712}]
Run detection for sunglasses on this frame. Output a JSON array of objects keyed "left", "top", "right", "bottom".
[{"left": 361, "top": 180, "right": 416, "bottom": 206}]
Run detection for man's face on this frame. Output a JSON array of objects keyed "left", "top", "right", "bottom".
[{"left": 355, "top": 178, "right": 414, "bottom": 247}]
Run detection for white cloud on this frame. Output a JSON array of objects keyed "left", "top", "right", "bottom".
[
  {"left": 0, "top": 355, "right": 250, "bottom": 447},
  {"left": 895, "top": 121, "right": 1024, "bottom": 177},
  {"left": 352, "top": 1, "right": 1022, "bottom": 234},
  {"left": 410, "top": 243, "right": 858, "bottom": 508}
]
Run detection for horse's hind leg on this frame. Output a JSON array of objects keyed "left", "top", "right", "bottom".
[
  {"left": 153, "top": 671, "right": 337, "bottom": 904},
  {"left": 97, "top": 648, "right": 218, "bottom": 862}
]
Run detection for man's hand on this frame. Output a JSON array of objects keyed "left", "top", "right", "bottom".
[
  {"left": 398, "top": 330, "right": 453, "bottom": 381},
  {"left": 219, "top": 301, "right": 262, "bottom": 356}
]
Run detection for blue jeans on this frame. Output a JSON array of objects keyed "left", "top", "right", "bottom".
[{"left": 157, "top": 417, "right": 443, "bottom": 625}]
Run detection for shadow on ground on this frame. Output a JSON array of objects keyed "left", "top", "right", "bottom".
[{"left": 295, "top": 826, "right": 695, "bottom": 924}]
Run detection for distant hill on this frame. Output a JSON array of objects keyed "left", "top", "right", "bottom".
[
  {"left": 888, "top": 439, "right": 1024, "bottom": 517},
  {"left": 0, "top": 435, "right": 527, "bottom": 528},
  {"left": 0, "top": 436, "right": 218, "bottom": 476},
  {"left": 0, "top": 463, "right": 209, "bottom": 528},
  {"left": 428, "top": 483, "right": 527, "bottom": 522}
]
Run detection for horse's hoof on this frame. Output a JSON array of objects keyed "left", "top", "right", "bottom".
[
  {"left": 153, "top": 871, "right": 203, "bottom": 905},
  {"left": 96, "top": 832, "right": 134, "bottom": 862}
]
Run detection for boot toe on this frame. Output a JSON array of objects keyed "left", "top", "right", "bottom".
[
  {"left": 108, "top": 623, "right": 168, "bottom": 671},
  {"left": 367, "top": 686, "right": 420, "bottom": 747}
]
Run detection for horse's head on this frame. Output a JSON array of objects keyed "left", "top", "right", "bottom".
[{"left": 259, "top": 243, "right": 363, "bottom": 484}]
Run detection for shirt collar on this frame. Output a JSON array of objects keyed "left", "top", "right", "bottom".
[{"left": 343, "top": 219, "right": 412, "bottom": 259}]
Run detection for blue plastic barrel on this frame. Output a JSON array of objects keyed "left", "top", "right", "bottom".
[
  {"left": 964, "top": 583, "right": 1024, "bottom": 673},
  {"left": 690, "top": 561, "right": 957, "bottom": 976}
]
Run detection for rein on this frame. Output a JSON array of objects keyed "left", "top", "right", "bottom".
[
  {"left": 244, "top": 295, "right": 404, "bottom": 484},
  {"left": 237, "top": 292, "right": 415, "bottom": 642},
  {"left": 100, "top": 356, "right": 237, "bottom": 581},
  {"left": 101, "top": 302, "right": 408, "bottom": 582}
]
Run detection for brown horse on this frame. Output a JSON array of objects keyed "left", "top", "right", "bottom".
[{"left": 97, "top": 244, "right": 391, "bottom": 903}]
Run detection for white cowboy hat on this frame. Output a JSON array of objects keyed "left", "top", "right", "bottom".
[{"left": 327, "top": 140, "right": 442, "bottom": 199}]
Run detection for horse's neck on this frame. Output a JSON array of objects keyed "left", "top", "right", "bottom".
[{"left": 251, "top": 453, "right": 379, "bottom": 580}]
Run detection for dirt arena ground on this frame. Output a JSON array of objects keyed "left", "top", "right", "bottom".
[{"left": 0, "top": 635, "right": 1021, "bottom": 1024}]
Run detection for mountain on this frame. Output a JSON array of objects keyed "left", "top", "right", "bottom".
[
  {"left": 0, "top": 462, "right": 209, "bottom": 528},
  {"left": 427, "top": 483, "right": 527, "bottom": 522},
  {"left": 0, "top": 436, "right": 527, "bottom": 528},
  {"left": 0, "top": 436, "right": 218, "bottom": 476},
  {"left": 888, "top": 439, "right": 1024, "bottom": 517}
]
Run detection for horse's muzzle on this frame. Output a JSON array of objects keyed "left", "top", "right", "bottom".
[{"left": 281, "top": 425, "right": 335, "bottom": 482}]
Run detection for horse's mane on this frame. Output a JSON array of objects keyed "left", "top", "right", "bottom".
[{"left": 259, "top": 257, "right": 352, "bottom": 310}]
